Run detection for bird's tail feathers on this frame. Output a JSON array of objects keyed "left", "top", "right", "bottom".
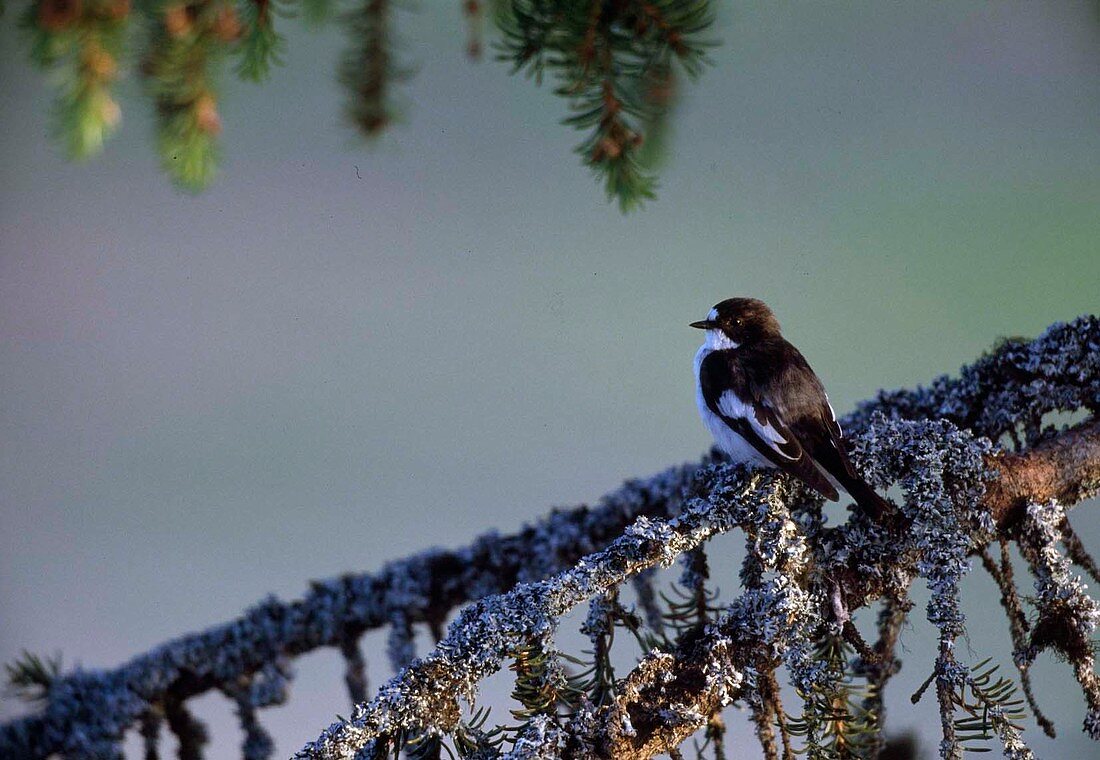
[{"left": 840, "top": 475, "right": 891, "bottom": 521}]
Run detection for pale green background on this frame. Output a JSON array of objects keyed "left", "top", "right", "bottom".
[{"left": 2, "top": 1, "right": 1099, "bottom": 757}]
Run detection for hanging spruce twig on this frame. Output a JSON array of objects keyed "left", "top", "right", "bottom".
[
  {"left": 20, "top": 0, "right": 130, "bottom": 159},
  {"left": 14, "top": 0, "right": 718, "bottom": 208}
]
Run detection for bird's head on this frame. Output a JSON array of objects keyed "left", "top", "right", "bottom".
[{"left": 690, "top": 298, "right": 781, "bottom": 348}]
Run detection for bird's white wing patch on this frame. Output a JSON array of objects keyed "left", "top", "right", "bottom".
[
  {"left": 825, "top": 393, "right": 840, "bottom": 428},
  {"left": 823, "top": 393, "right": 844, "bottom": 451},
  {"left": 716, "top": 390, "right": 797, "bottom": 459}
]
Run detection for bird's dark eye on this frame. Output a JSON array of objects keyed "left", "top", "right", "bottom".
[{"left": 736, "top": 318, "right": 743, "bottom": 326}]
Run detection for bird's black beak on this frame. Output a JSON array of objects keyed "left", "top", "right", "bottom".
[{"left": 689, "top": 320, "right": 716, "bottom": 330}]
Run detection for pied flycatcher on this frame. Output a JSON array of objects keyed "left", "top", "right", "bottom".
[{"left": 691, "top": 298, "right": 889, "bottom": 519}]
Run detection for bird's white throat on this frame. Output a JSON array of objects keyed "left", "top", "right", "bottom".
[{"left": 703, "top": 329, "right": 739, "bottom": 351}]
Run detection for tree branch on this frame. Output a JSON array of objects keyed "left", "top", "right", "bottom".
[
  {"left": 590, "top": 416, "right": 1100, "bottom": 759},
  {"left": 2, "top": 316, "right": 1096, "bottom": 760},
  {"left": 0, "top": 458, "right": 701, "bottom": 759},
  {"left": 986, "top": 417, "right": 1100, "bottom": 529}
]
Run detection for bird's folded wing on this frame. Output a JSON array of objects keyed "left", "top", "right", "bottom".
[
  {"left": 815, "top": 398, "right": 860, "bottom": 481},
  {"left": 698, "top": 350, "right": 839, "bottom": 500},
  {"left": 715, "top": 390, "right": 801, "bottom": 460},
  {"left": 715, "top": 392, "right": 840, "bottom": 501}
]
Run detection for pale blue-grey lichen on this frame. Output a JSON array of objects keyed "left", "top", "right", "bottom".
[
  {"left": 987, "top": 703, "right": 1036, "bottom": 760},
  {"left": 498, "top": 715, "right": 565, "bottom": 759},
  {"left": 1017, "top": 500, "right": 1100, "bottom": 739},
  {"left": 298, "top": 469, "right": 786, "bottom": 759},
  {"left": 847, "top": 316, "right": 1100, "bottom": 445},
  {"left": 0, "top": 456, "right": 699, "bottom": 759}
]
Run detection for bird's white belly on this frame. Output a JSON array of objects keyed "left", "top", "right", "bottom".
[
  {"left": 694, "top": 345, "right": 774, "bottom": 468},
  {"left": 696, "top": 396, "right": 774, "bottom": 467}
]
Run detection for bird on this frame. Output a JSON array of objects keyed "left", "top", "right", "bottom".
[{"left": 691, "top": 297, "right": 890, "bottom": 519}]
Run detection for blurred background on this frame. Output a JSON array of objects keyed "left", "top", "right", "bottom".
[{"left": 2, "top": 1, "right": 1099, "bottom": 757}]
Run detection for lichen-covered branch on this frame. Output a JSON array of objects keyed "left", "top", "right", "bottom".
[
  {"left": 846, "top": 319, "right": 1099, "bottom": 443},
  {"left": 297, "top": 466, "right": 799, "bottom": 759},
  {"left": 295, "top": 316, "right": 1099, "bottom": 760},
  {"left": 1, "top": 316, "right": 1098, "bottom": 760},
  {"left": 0, "top": 452, "right": 700, "bottom": 758},
  {"left": 582, "top": 416, "right": 1100, "bottom": 759}
]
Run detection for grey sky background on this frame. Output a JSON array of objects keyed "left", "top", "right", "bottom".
[{"left": 2, "top": 1, "right": 1100, "bottom": 757}]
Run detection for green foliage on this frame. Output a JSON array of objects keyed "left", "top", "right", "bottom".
[
  {"left": 786, "top": 637, "right": 880, "bottom": 759},
  {"left": 142, "top": 0, "right": 233, "bottom": 190},
  {"left": 366, "top": 706, "right": 501, "bottom": 760},
  {"left": 234, "top": 0, "right": 288, "bottom": 81},
  {"left": 449, "top": 706, "right": 502, "bottom": 757},
  {"left": 297, "top": 0, "right": 331, "bottom": 26},
  {"left": 496, "top": 0, "right": 714, "bottom": 211},
  {"left": 11, "top": 0, "right": 718, "bottom": 209},
  {"left": 339, "top": 0, "right": 411, "bottom": 138},
  {"left": 632, "top": 58, "right": 676, "bottom": 170},
  {"left": 507, "top": 639, "right": 583, "bottom": 720},
  {"left": 4, "top": 651, "right": 62, "bottom": 703},
  {"left": 20, "top": 0, "right": 130, "bottom": 159},
  {"left": 910, "top": 657, "right": 1030, "bottom": 755},
  {"left": 661, "top": 549, "right": 721, "bottom": 639},
  {"left": 950, "top": 659, "right": 1028, "bottom": 753},
  {"left": 578, "top": 598, "right": 620, "bottom": 708}
]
